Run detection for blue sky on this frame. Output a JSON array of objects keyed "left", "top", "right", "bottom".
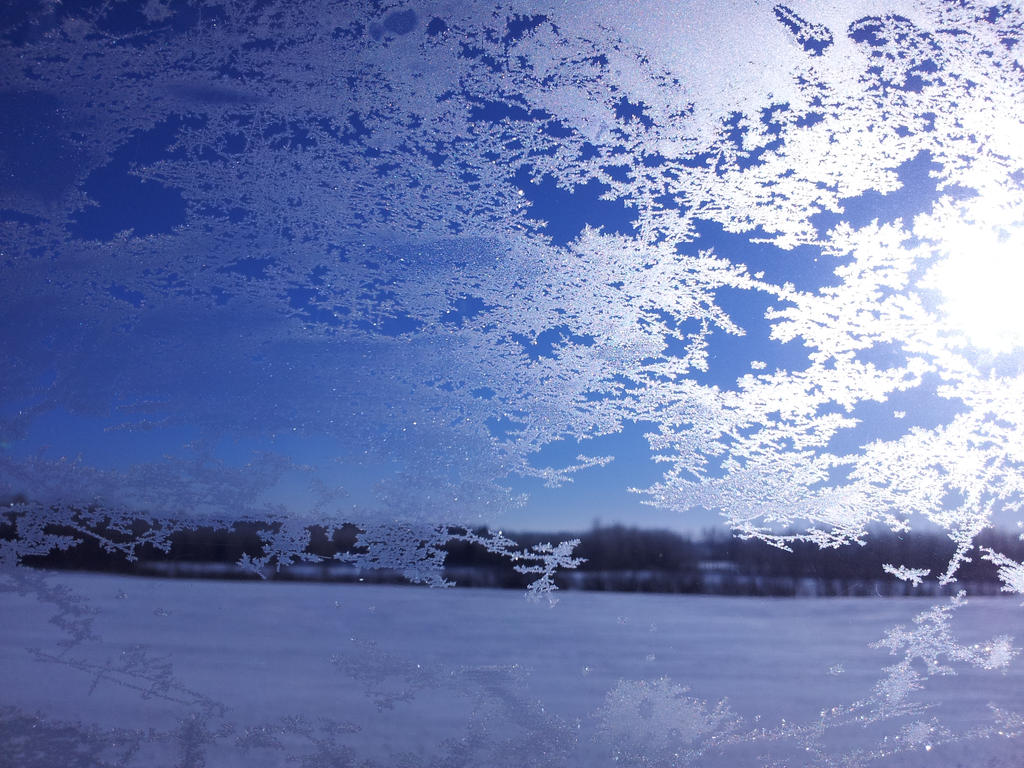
[
  {"left": 2, "top": 141, "right": 988, "bottom": 534},
  {"left": 3, "top": 1, "right": 1023, "bottom": 543}
]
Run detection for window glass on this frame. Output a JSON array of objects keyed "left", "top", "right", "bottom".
[{"left": 2, "top": 1, "right": 1022, "bottom": 764}]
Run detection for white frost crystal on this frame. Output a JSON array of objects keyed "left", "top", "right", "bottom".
[{"left": 2, "top": 0, "right": 1024, "bottom": 764}]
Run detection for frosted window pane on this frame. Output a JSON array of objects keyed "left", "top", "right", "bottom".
[{"left": 2, "top": 1, "right": 1023, "bottom": 763}]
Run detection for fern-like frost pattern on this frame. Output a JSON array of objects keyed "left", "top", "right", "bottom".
[{"left": 1, "top": 0, "right": 1024, "bottom": 764}]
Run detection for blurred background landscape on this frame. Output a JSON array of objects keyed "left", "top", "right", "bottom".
[{"left": 6, "top": 494, "right": 1020, "bottom": 597}]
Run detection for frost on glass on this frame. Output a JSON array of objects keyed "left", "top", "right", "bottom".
[{"left": 1, "top": 0, "right": 1023, "bottom": 764}]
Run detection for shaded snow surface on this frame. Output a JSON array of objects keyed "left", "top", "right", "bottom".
[{"left": 1, "top": 572, "right": 1022, "bottom": 766}]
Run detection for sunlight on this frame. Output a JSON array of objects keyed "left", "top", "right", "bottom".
[{"left": 926, "top": 224, "right": 1024, "bottom": 355}]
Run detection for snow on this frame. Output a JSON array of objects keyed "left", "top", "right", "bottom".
[{"left": 2, "top": 572, "right": 1021, "bottom": 766}]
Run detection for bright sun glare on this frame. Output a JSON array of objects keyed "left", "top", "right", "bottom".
[{"left": 926, "top": 224, "right": 1024, "bottom": 355}]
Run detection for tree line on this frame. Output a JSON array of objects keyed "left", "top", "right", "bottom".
[{"left": 4, "top": 497, "right": 1021, "bottom": 595}]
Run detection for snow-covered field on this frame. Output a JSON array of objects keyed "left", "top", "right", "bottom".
[{"left": 2, "top": 571, "right": 1022, "bottom": 766}]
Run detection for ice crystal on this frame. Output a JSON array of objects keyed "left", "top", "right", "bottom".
[
  {"left": 882, "top": 564, "right": 930, "bottom": 587},
  {"left": 980, "top": 548, "right": 1024, "bottom": 597},
  {"left": 2, "top": 0, "right": 1024, "bottom": 583},
  {"left": 595, "top": 677, "right": 737, "bottom": 766},
  {"left": 2, "top": 0, "right": 1024, "bottom": 764},
  {"left": 871, "top": 592, "right": 1018, "bottom": 679}
]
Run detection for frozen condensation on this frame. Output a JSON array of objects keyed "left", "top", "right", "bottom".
[{"left": 2, "top": 0, "right": 1024, "bottom": 764}]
